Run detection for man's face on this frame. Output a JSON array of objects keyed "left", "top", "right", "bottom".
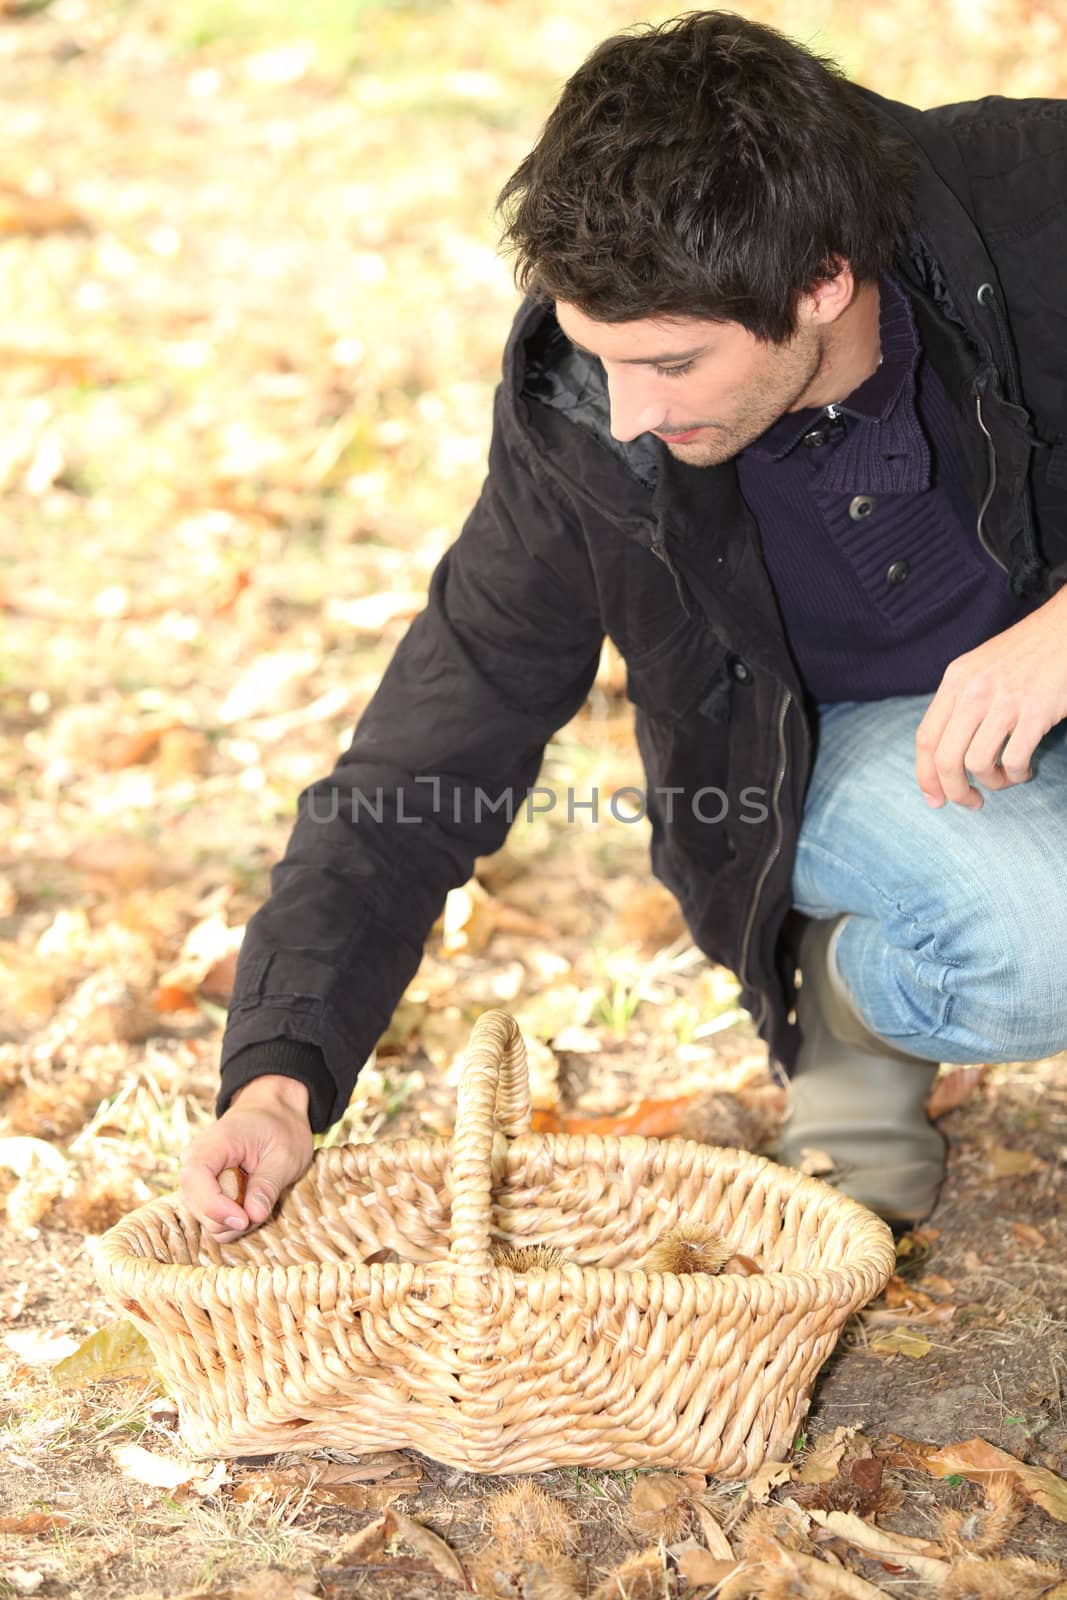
[{"left": 554, "top": 300, "right": 831, "bottom": 468}]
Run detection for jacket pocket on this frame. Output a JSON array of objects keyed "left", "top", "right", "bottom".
[{"left": 624, "top": 613, "right": 730, "bottom": 720}]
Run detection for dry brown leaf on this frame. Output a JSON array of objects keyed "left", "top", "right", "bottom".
[
  {"left": 531, "top": 1096, "right": 706, "bottom": 1140},
  {"left": 676, "top": 1549, "right": 740, "bottom": 1586},
  {"left": 984, "top": 1144, "right": 1047, "bottom": 1178},
  {"left": 385, "top": 1509, "right": 467, "bottom": 1586},
  {"left": 334, "top": 1516, "right": 388, "bottom": 1561},
  {"left": 613, "top": 882, "right": 687, "bottom": 952},
  {"left": 0, "top": 184, "right": 86, "bottom": 236},
  {"left": 0, "top": 1513, "right": 73, "bottom": 1534},
  {"left": 1008, "top": 1221, "right": 1047, "bottom": 1250},
  {"left": 795, "top": 1426, "right": 855, "bottom": 1485},
  {"left": 926, "top": 1065, "right": 985, "bottom": 1119},
  {"left": 690, "top": 1496, "right": 734, "bottom": 1557},
  {"left": 741, "top": 1460, "right": 793, "bottom": 1504},
  {"left": 800, "top": 1505, "right": 947, "bottom": 1581},
  {"left": 925, "top": 1437, "right": 1067, "bottom": 1524}
]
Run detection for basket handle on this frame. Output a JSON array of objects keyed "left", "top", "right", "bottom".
[{"left": 448, "top": 1009, "right": 532, "bottom": 1281}]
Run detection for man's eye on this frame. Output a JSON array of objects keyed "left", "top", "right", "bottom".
[{"left": 653, "top": 361, "right": 695, "bottom": 378}]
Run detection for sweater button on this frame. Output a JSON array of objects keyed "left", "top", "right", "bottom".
[
  {"left": 886, "top": 559, "right": 910, "bottom": 586},
  {"left": 802, "top": 428, "right": 829, "bottom": 448},
  {"left": 849, "top": 494, "right": 877, "bottom": 520},
  {"left": 729, "top": 657, "right": 752, "bottom": 683}
]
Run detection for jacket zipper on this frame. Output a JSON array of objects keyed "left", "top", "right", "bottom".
[
  {"left": 974, "top": 281, "right": 1042, "bottom": 586},
  {"left": 973, "top": 385, "right": 1006, "bottom": 574},
  {"left": 738, "top": 683, "right": 792, "bottom": 1029}
]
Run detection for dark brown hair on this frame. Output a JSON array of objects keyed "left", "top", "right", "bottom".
[{"left": 496, "top": 11, "right": 915, "bottom": 342}]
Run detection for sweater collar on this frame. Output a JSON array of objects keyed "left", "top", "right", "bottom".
[{"left": 743, "top": 274, "right": 931, "bottom": 493}]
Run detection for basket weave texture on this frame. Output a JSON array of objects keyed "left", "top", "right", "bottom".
[{"left": 96, "top": 1010, "right": 894, "bottom": 1477}]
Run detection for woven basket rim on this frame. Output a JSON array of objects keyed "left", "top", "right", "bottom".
[{"left": 96, "top": 1129, "right": 894, "bottom": 1290}]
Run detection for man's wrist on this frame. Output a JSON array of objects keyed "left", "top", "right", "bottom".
[{"left": 229, "top": 1074, "right": 311, "bottom": 1117}]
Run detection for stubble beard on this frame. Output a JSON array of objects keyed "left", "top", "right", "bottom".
[{"left": 660, "top": 331, "right": 829, "bottom": 469}]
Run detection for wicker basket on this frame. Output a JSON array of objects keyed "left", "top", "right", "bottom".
[{"left": 95, "top": 1009, "right": 894, "bottom": 1477}]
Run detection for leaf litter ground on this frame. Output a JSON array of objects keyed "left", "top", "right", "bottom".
[{"left": 2, "top": 1, "right": 1067, "bottom": 1595}]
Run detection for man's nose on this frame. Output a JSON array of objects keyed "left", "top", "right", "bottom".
[{"left": 605, "top": 371, "right": 662, "bottom": 442}]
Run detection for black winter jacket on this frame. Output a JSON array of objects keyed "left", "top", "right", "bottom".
[{"left": 219, "top": 87, "right": 1067, "bottom": 1131}]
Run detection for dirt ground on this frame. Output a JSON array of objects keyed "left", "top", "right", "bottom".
[{"left": 2, "top": 2, "right": 1067, "bottom": 1597}]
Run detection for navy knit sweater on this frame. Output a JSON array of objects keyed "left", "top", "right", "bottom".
[{"left": 735, "top": 275, "right": 1039, "bottom": 703}]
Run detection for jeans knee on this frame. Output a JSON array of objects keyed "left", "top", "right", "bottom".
[{"left": 939, "top": 920, "right": 1067, "bottom": 1063}]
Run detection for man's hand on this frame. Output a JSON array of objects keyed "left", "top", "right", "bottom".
[
  {"left": 179, "top": 1075, "right": 314, "bottom": 1242},
  {"left": 915, "top": 589, "right": 1067, "bottom": 809}
]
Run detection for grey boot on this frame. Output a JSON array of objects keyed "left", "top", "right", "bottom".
[{"left": 777, "top": 914, "right": 946, "bottom": 1224}]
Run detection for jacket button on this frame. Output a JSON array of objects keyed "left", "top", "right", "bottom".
[
  {"left": 802, "top": 428, "right": 828, "bottom": 448},
  {"left": 886, "top": 559, "right": 910, "bottom": 585},
  {"left": 849, "top": 494, "right": 877, "bottom": 520},
  {"left": 729, "top": 657, "right": 752, "bottom": 683}
]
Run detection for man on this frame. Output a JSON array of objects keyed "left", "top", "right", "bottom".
[{"left": 180, "top": 13, "right": 1067, "bottom": 1237}]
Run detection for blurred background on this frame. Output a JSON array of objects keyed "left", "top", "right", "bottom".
[{"left": 2, "top": 0, "right": 1067, "bottom": 1212}]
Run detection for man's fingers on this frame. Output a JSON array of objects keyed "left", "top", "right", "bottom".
[
  {"left": 999, "top": 723, "right": 1041, "bottom": 785},
  {"left": 179, "top": 1157, "right": 250, "bottom": 1232},
  {"left": 243, "top": 1175, "right": 280, "bottom": 1225},
  {"left": 914, "top": 690, "right": 955, "bottom": 805},
  {"left": 962, "top": 716, "right": 1018, "bottom": 792}
]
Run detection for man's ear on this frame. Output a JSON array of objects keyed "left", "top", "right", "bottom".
[{"left": 799, "top": 257, "right": 856, "bottom": 327}]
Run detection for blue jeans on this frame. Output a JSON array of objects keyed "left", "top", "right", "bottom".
[{"left": 791, "top": 693, "right": 1067, "bottom": 1064}]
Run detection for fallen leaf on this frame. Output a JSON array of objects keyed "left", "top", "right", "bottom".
[
  {"left": 742, "top": 1461, "right": 793, "bottom": 1503},
  {"left": 532, "top": 1096, "right": 703, "bottom": 1139},
  {"left": 385, "top": 1509, "right": 467, "bottom": 1585},
  {"left": 0, "top": 184, "right": 86, "bottom": 236},
  {"left": 325, "top": 591, "right": 427, "bottom": 633},
  {"left": 799, "top": 1505, "right": 945, "bottom": 1574},
  {"left": 4, "top": 1329, "right": 80, "bottom": 1365},
  {"left": 924, "top": 1437, "right": 1067, "bottom": 1525},
  {"left": 111, "top": 1443, "right": 197, "bottom": 1490},
  {"left": 0, "top": 1513, "right": 72, "bottom": 1533},
  {"left": 334, "top": 1510, "right": 465, "bottom": 1584},
  {"left": 985, "top": 1144, "right": 1047, "bottom": 1178},
  {"left": 52, "top": 1320, "right": 156, "bottom": 1387},
  {"left": 5, "top": 1569, "right": 45, "bottom": 1596},
  {"left": 883, "top": 1274, "right": 936, "bottom": 1311},
  {"left": 795, "top": 1427, "right": 853, "bottom": 1485},
  {"left": 677, "top": 1549, "right": 740, "bottom": 1586},
  {"left": 690, "top": 1496, "right": 734, "bottom": 1557},
  {"left": 862, "top": 1305, "right": 956, "bottom": 1328},
  {"left": 865, "top": 1327, "right": 932, "bottom": 1359},
  {"left": 1008, "top": 1222, "right": 1047, "bottom": 1251},
  {"left": 926, "top": 1065, "right": 985, "bottom": 1119}
]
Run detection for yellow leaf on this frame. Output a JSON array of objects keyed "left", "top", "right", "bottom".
[
  {"left": 985, "top": 1144, "right": 1047, "bottom": 1178},
  {"left": 867, "top": 1327, "right": 932, "bottom": 1358},
  {"left": 52, "top": 1320, "right": 157, "bottom": 1387}
]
